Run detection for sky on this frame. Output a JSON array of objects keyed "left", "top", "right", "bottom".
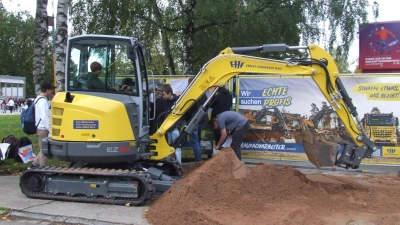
[
  {"left": 2, "top": 0, "right": 398, "bottom": 72},
  {"left": 2, "top": 0, "right": 58, "bottom": 16}
]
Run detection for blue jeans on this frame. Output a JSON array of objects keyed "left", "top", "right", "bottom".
[
  {"left": 376, "top": 40, "right": 390, "bottom": 53},
  {"left": 189, "top": 124, "right": 203, "bottom": 162},
  {"left": 1, "top": 105, "right": 6, "bottom": 113},
  {"left": 168, "top": 129, "right": 181, "bottom": 163}
]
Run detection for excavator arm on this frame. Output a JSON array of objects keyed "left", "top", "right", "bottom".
[{"left": 149, "top": 43, "right": 377, "bottom": 169}]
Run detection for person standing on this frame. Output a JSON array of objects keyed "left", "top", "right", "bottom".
[
  {"left": 185, "top": 77, "right": 207, "bottom": 162},
  {"left": 7, "top": 98, "right": 14, "bottom": 113},
  {"left": 31, "top": 82, "right": 55, "bottom": 168},
  {"left": 209, "top": 111, "right": 250, "bottom": 160},
  {"left": 161, "top": 84, "right": 184, "bottom": 163},
  {"left": 20, "top": 101, "right": 26, "bottom": 111},
  {"left": 18, "top": 98, "right": 22, "bottom": 112},
  {"left": 14, "top": 98, "right": 18, "bottom": 112},
  {"left": 1, "top": 100, "right": 6, "bottom": 113},
  {"left": 375, "top": 24, "right": 395, "bottom": 55},
  {"left": 271, "top": 116, "right": 280, "bottom": 131},
  {"left": 209, "top": 86, "right": 232, "bottom": 145}
]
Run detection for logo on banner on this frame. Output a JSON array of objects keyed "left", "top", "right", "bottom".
[
  {"left": 387, "top": 148, "right": 396, "bottom": 154},
  {"left": 382, "top": 146, "right": 400, "bottom": 157},
  {"left": 230, "top": 61, "right": 244, "bottom": 68}
]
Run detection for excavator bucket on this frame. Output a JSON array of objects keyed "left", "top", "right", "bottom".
[{"left": 301, "top": 131, "right": 339, "bottom": 168}]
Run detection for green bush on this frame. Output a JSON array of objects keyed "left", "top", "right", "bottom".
[{"left": 0, "top": 115, "right": 68, "bottom": 175}]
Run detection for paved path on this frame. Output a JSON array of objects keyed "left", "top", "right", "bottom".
[{"left": 0, "top": 176, "right": 150, "bottom": 225}]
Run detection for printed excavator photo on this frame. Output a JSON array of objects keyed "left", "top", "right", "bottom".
[
  {"left": 19, "top": 34, "right": 377, "bottom": 206},
  {"left": 253, "top": 107, "right": 295, "bottom": 142},
  {"left": 309, "top": 102, "right": 335, "bottom": 129}
]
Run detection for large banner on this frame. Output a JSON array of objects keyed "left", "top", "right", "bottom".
[
  {"left": 359, "top": 21, "right": 400, "bottom": 71},
  {"left": 238, "top": 76, "right": 400, "bottom": 156}
]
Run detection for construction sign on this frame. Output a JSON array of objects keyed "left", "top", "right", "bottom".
[{"left": 237, "top": 75, "right": 400, "bottom": 156}]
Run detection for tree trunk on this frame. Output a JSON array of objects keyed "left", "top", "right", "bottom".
[
  {"left": 152, "top": 0, "right": 176, "bottom": 75},
  {"left": 183, "top": 24, "right": 195, "bottom": 75},
  {"left": 161, "top": 28, "right": 176, "bottom": 75},
  {"left": 182, "top": 0, "right": 196, "bottom": 75},
  {"left": 33, "top": 0, "right": 48, "bottom": 94},
  {"left": 55, "top": 0, "right": 69, "bottom": 92}
]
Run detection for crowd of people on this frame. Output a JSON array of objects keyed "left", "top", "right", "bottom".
[
  {"left": 14, "top": 62, "right": 249, "bottom": 167},
  {"left": 73, "top": 61, "right": 250, "bottom": 163},
  {"left": 1, "top": 97, "right": 33, "bottom": 114},
  {"left": 150, "top": 78, "right": 249, "bottom": 162}
]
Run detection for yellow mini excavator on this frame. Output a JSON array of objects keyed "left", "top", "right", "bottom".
[{"left": 20, "top": 34, "right": 377, "bottom": 206}]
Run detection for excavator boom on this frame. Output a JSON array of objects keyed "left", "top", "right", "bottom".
[{"left": 150, "top": 44, "right": 377, "bottom": 169}]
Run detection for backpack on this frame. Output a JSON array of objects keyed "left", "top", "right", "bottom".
[
  {"left": 14, "top": 137, "right": 33, "bottom": 162},
  {"left": 21, "top": 97, "right": 46, "bottom": 135},
  {"left": 1, "top": 135, "right": 18, "bottom": 160}
]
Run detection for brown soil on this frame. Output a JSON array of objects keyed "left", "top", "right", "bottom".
[{"left": 146, "top": 148, "right": 400, "bottom": 225}]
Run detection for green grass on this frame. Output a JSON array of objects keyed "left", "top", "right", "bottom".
[
  {"left": 0, "top": 207, "right": 9, "bottom": 215},
  {"left": 0, "top": 115, "right": 68, "bottom": 175}
]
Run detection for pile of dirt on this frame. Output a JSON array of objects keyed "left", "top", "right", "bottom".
[
  {"left": 146, "top": 148, "right": 400, "bottom": 225},
  {"left": 182, "top": 161, "right": 205, "bottom": 177}
]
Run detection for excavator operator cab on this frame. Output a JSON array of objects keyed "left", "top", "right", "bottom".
[
  {"left": 67, "top": 35, "right": 148, "bottom": 96},
  {"left": 46, "top": 35, "right": 152, "bottom": 163}
]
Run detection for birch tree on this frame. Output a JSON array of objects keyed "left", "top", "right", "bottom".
[
  {"left": 33, "top": 0, "right": 48, "bottom": 94},
  {"left": 54, "top": 0, "right": 69, "bottom": 91}
]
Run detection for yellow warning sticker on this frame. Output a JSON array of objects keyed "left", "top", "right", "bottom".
[{"left": 199, "top": 80, "right": 210, "bottom": 91}]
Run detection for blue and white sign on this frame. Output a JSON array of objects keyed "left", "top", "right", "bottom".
[{"left": 73, "top": 120, "right": 99, "bottom": 129}]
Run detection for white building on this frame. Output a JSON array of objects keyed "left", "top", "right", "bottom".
[{"left": 0, "top": 75, "right": 26, "bottom": 100}]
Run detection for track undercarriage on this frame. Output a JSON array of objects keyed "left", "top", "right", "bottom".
[{"left": 20, "top": 160, "right": 182, "bottom": 206}]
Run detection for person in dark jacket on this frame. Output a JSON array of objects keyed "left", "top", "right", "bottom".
[
  {"left": 161, "top": 84, "right": 183, "bottom": 163},
  {"left": 209, "top": 86, "right": 232, "bottom": 145},
  {"left": 87, "top": 62, "right": 104, "bottom": 90},
  {"left": 185, "top": 77, "right": 208, "bottom": 161}
]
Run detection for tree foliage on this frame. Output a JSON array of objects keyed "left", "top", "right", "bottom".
[
  {"left": 0, "top": 10, "right": 35, "bottom": 77},
  {"left": 67, "top": 0, "right": 377, "bottom": 75},
  {"left": 0, "top": 9, "right": 53, "bottom": 97}
]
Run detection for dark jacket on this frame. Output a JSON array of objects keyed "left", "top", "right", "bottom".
[
  {"left": 210, "top": 87, "right": 232, "bottom": 119},
  {"left": 87, "top": 73, "right": 105, "bottom": 90},
  {"left": 156, "top": 94, "right": 184, "bottom": 132},
  {"left": 185, "top": 94, "right": 207, "bottom": 122}
]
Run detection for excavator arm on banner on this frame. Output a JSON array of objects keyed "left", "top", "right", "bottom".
[{"left": 149, "top": 43, "right": 377, "bottom": 169}]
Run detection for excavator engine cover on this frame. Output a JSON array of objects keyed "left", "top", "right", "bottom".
[{"left": 301, "top": 131, "right": 339, "bottom": 168}]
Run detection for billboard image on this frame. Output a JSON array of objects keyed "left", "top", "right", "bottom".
[
  {"left": 237, "top": 76, "right": 400, "bottom": 156},
  {"left": 359, "top": 21, "right": 400, "bottom": 71}
]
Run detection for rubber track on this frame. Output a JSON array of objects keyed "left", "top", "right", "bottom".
[
  {"left": 167, "top": 159, "right": 184, "bottom": 176},
  {"left": 20, "top": 166, "right": 154, "bottom": 206}
]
